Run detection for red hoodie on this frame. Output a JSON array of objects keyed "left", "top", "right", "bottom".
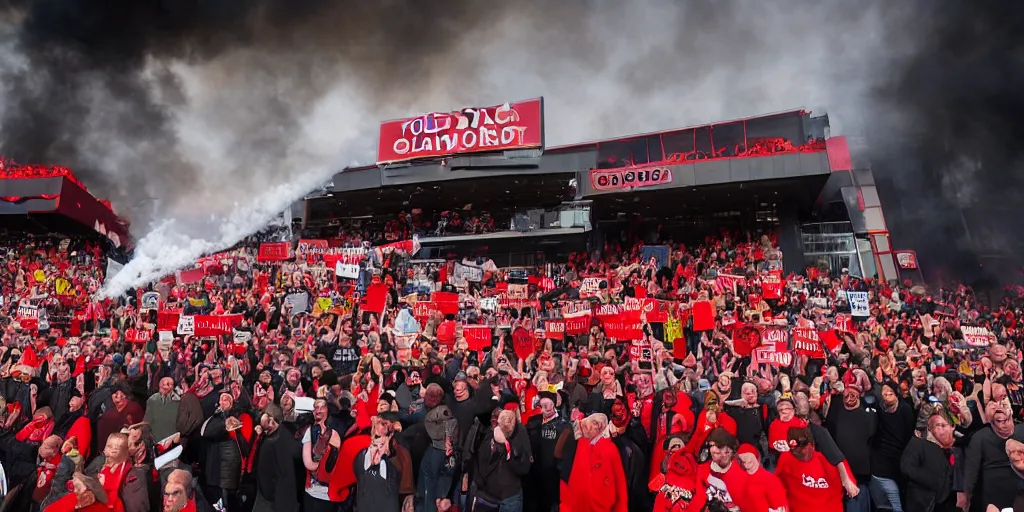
[
  {"left": 775, "top": 451, "right": 843, "bottom": 512},
  {"left": 743, "top": 467, "right": 790, "bottom": 512}
]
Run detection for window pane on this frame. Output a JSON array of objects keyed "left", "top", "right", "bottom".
[
  {"left": 597, "top": 138, "right": 648, "bottom": 168},
  {"left": 710, "top": 122, "right": 745, "bottom": 157},
  {"left": 661, "top": 129, "right": 694, "bottom": 162}
]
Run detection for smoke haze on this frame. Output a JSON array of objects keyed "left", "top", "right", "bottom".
[{"left": 0, "top": 0, "right": 1015, "bottom": 293}]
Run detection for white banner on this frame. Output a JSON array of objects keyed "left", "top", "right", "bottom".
[
  {"left": 177, "top": 315, "right": 195, "bottom": 335},
  {"left": 285, "top": 292, "right": 310, "bottom": 314},
  {"left": 579, "top": 278, "right": 603, "bottom": 298},
  {"left": 453, "top": 263, "right": 483, "bottom": 283},
  {"left": 847, "top": 291, "right": 870, "bottom": 317},
  {"left": 335, "top": 261, "right": 360, "bottom": 280},
  {"left": 480, "top": 297, "right": 500, "bottom": 312}
]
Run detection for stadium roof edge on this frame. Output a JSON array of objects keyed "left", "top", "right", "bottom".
[{"left": 338, "top": 107, "right": 816, "bottom": 174}]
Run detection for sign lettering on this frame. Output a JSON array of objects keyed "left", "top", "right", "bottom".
[
  {"left": 377, "top": 99, "right": 544, "bottom": 164},
  {"left": 591, "top": 165, "right": 673, "bottom": 191}
]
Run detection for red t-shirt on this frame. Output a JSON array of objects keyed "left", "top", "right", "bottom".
[
  {"left": 743, "top": 468, "right": 790, "bottom": 512},
  {"left": 775, "top": 451, "right": 843, "bottom": 512}
]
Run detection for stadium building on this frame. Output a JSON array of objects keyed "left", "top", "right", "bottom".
[{"left": 301, "top": 98, "right": 918, "bottom": 283}]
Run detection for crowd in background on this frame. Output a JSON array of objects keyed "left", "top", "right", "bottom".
[{"left": 2, "top": 226, "right": 1024, "bottom": 512}]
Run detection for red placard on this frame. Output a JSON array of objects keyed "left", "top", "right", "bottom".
[
  {"left": 463, "top": 326, "right": 492, "bottom": 351},
  {"left": 125, "top": 328, "right": 151, "bottom": 344},
  {"left": 545, "top": 320, "right": 565, "bottom": 340},
  {"left": 194, "top": 314, "right": 244, "bottom": 336},
  {"left": 761, "top": 271, "right": 783, "bottom": 299},
  {"left": 792, "top": 328, "right": 824, "bottom": 357},
  {"left": 564, "top": 316, "right": 591, "bottom": 335},
  {"left": 376, "top": 98, "right": 545, "bottom": 164},
  {"left": 431, "top": 291, "right": 460, "bottom": 316},
  {"left": 642, "top": 299, "right": 669, "bottom": 324},
  {"left": 257, "top": 242, "right": 290, "bottom": 262}
]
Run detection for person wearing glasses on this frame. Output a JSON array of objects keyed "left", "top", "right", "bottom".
[
  {"left": 775, "top": 426, "right": 843, "bottom": 512},
  {"left": 901, "top": 412, "right": 963, "bottom": 512}
]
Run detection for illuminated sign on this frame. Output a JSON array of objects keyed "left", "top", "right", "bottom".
[{"left": 376, "top": 98, "right": 544, "bottom": 164}]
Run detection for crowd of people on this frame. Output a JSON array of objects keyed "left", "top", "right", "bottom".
[{"left": 1, "top": 225, "right": 1024, "bottom": 512}]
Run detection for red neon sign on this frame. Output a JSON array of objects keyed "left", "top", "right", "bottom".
[{"left": 376, "top": 98, "right": 544, "bottom": 164}]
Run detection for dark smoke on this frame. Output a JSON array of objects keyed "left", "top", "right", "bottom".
[
  {"left": 869, "top": 0, "right": 1024, "bottom": 289},
  {"left": 0, "top": 0, "right": 524, "bottom": 225}
]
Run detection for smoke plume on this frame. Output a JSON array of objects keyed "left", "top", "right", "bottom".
[
  {"left": 0, "top": 0, "right": 1012, "bottom": 293},
  {"left": 868, "top": 0, "right": 1024, "bottom": 286}
]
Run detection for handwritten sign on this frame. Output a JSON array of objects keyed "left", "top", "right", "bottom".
[
  {"left": 847, "top": 291, "right": 870, "bottom": 317},
  {"left": 177, "top": 315, "right": 195, "bottom": 335},
  {"left": 961, "top": 325, "right": 997, "bottom": 347}
]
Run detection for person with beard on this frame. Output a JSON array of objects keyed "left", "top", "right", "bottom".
[
  {"left": 964, "top": 406, "right": 1024, "bottom": 511},
  {"left": 95, "top": 384, "right": 144, "bottom": 458},
  {"left": 735, "top": 443, "right": 789, "bottom": 512},
  {"left": 562, "top": 413, "right": 627, "bottom": 512},
  {"left": 526, "top": 391, "right": 569, "bottom": 512},
  {"left": 249, "top": 404, "right": 299, "bottom": 512},
  {"left": 608, "top": 396, "right": 651, "bottom": 512},
  {"left": 870, "top": 380, "right": 915, "bottom": 512},
  {"left": 823, "top": 383, "right": 875, "bottom": 511},
  {"left": 691, "top": 428, "right": 749, "bottom": 512},
  {"left": 198, "top": 392, "right": 252, "bottom": 512},
  {"left": 54, "top": 389, "right": 90, "bottom": 461},
  {"left": 144, "top": 377, "right": 180, "bottom": 443},
  {"left": 775, "top": 426, "right": 843, "bottom": 512},
  {"left": 901, "top": 412, "right": 963, "bottom": 512}
]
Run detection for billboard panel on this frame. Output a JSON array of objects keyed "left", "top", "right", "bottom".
[{"left": 377, "top": 98, "right": 544, "bottom": 164}]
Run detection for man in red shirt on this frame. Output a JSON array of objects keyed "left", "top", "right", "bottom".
[
  {"left": 736, "top": 443, "right": 789, "bottom": 511},
  {"left": 775, "top": 426, "right": 843, "bottom": 512},
  {"left": 692, "top": 428, "right": 749, "bottom": 511}
]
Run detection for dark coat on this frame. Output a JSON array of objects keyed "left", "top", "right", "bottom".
[
  {"left": 199, "top": 411, "right": 250, "bottom": 490},
  {"left": 901, "top": 436, "right": 960, "bottom": 512}
]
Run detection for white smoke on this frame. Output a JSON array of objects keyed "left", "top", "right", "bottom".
[{"left": 78, "top": 0, "right": 907, "bottom": 296}]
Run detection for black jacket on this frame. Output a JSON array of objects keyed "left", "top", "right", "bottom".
[
  {"left": 901, "top": 436, "right": 960, "bottom": 512},
  {"left": 199, "top": 410, "right": 251, "bottom": 490},
  {"left": 473, "top": 423, "right": 532, "bottom": 501}
]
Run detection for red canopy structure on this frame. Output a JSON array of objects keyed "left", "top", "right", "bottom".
[{"left": 0, "top": 157, "right": 131, "bottom": 247}]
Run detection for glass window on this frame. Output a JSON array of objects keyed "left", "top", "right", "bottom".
[
  {"left": 710, "top": 122, "right": 745, "bottom": 157},
  {"left": 596, "top": 138, "right": 648, "bottom": 169},
  {"left": 693, "top": 127, "right": 712, "bottom": 159},
  {"left": 646, "top": 135, "right": 664, "bottom": 163},
  {"left": 661, "top": 129, "right": 695, "bottom": 162}
]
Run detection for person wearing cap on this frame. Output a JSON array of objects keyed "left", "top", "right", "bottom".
[
  {"left": 689, "top": 427, "right": 749, "bottom": 512},
  {"left": 249, "top": 404, "right": 299, "bottom": 512},
  {"left": 823, "top": 382, "right": 875, "bottom": 509},
  {"left": 526, "top": 390, "right": 569, "bottom": 512},
  {"left": 736, "top": 443, "right": 789, "bottom": 512},
  {"left": 776, "top": 426, "right": 843, "bottom": 512}
]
